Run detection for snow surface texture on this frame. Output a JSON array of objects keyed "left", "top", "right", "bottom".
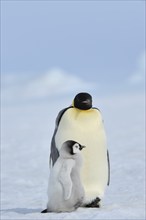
[{"left": 1, "top": 72, "right": 145, "bottom": 219}]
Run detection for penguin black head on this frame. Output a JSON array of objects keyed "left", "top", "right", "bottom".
[
  {"left": 73, "top": 92, "right": 92, "bottom": 110},
  {"left": 61, "top": 140, "right": 86, "bottom": 157}
]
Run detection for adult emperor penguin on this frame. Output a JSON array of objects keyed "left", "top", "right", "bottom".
[
  {"left": 50, "top": 92, "right": 110, "bottom": 207},
  {"left": 42, "top": 140, "right": 85, "bottom": 213}
]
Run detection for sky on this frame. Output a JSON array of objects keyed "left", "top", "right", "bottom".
[{"left": 1, "top": 0, "right": 145, "bottom": 93}]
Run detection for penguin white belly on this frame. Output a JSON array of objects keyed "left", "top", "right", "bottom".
[{"left": 55, "top": 108, "right": 108, "bottom": 202}]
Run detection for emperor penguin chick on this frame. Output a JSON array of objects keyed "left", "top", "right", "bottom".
[{"left": 44, "top": 140, "right": 85, "bottom": 213}]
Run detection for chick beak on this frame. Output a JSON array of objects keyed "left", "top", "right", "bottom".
[{"left": 79, "top": 145, "right": 86, "bottom": 150}]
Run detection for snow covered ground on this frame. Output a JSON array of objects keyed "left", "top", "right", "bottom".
[{"left": 1, "top": 72, "right": 145, "bottom": 219}]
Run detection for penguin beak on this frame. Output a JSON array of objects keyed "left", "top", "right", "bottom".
[
  {"left": 82, "top": 99, "right": 90, "bottom": 104},
  {"left": 80, "top": 145, "right": 86, "bottom": 150}
]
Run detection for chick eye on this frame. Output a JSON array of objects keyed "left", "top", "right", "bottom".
[{"left": 75, "top": 144, "right": 79, "bottom": 149}]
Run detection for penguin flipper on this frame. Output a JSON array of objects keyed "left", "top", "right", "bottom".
[
  {"left": 94, "top": 108, "right": 110, "bottom": 186},
  {"left": 50, "top": 134, "right": 59, "bottom": 167},
  {"left": 50, "top": 107, "right": 73, "bottom": 167},
  {"left": 107, "top": 150, "right": 110, "bottom": 185},
  {"left": 59, "top": 159, "right": 75, "bottom": 200}
]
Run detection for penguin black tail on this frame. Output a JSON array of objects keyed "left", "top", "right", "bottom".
[{"left": 41, "top": 209, "right": 48, "bottom": 213}]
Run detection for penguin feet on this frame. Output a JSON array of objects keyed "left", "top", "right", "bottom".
[{"left": 85, "top": 197, "right": 101, "bottom": 208}]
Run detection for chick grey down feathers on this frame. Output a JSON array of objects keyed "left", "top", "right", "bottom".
[{"left": 44, "top": 140, "right": 85, "bottom": 212}]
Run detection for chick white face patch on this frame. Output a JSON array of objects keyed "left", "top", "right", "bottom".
[{"left": 72, "top": 143, "right": 81, "bottom": 154}]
